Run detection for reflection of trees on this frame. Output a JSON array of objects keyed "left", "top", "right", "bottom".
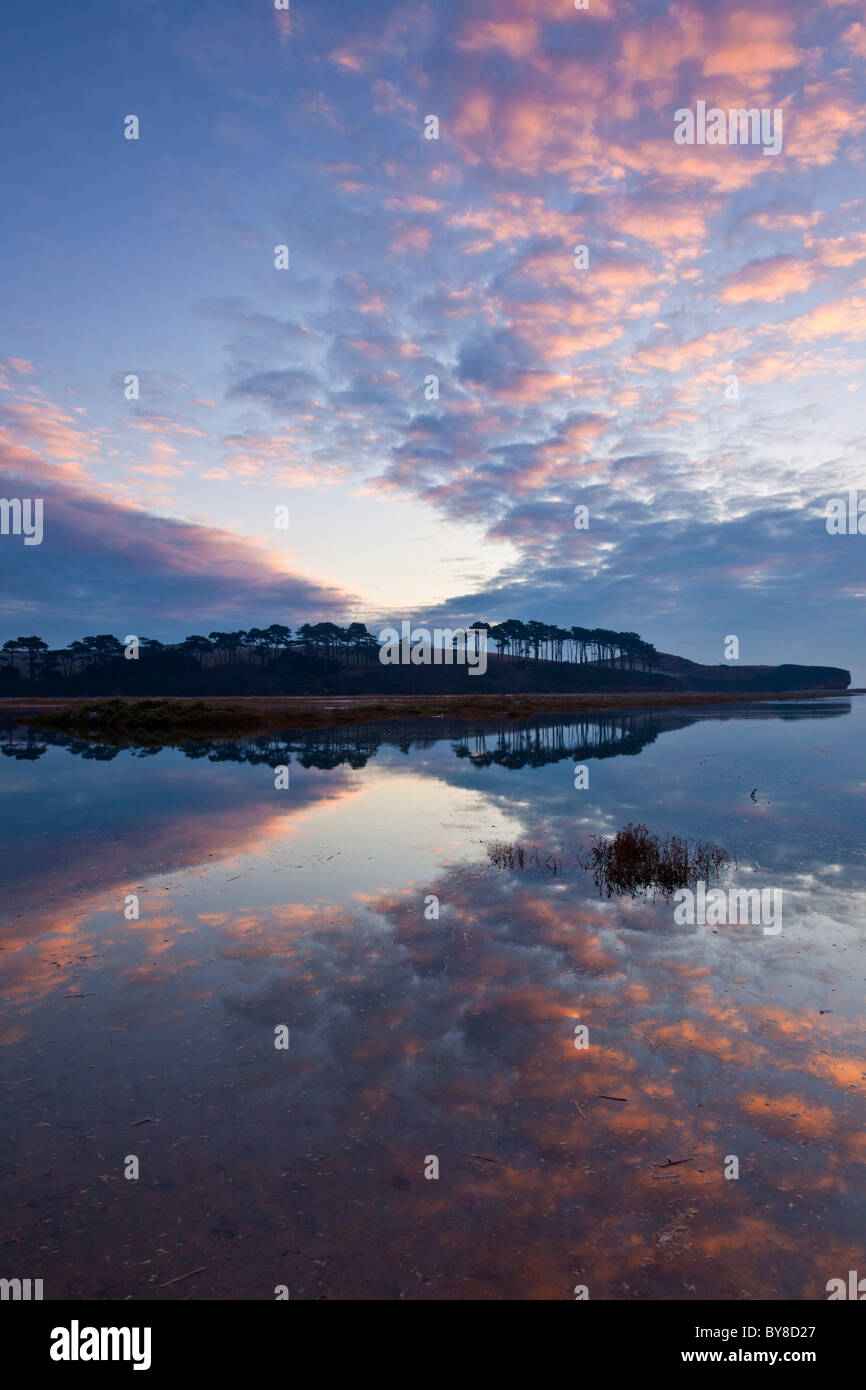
[
  {"left": 10, "top": 700, "right": 850, "bottom": 771},
  {"left": 451, "top": 713, "right": 664, "bottom": 768},
  {"left": 1, "top": 727, "right": 48, "bottom": 760},
  {"left": 17, "top": 714, "right": 664, "bottom": 768},
  {"left": 0, "top": 726, "right": 125, "bottom": 760},
  {"left": 169, "top": 726, "right": 386, "bottom": 768}
]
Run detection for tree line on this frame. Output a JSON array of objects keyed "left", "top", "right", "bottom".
[
  {"left": 472, "top": 621, "right": 659, "bottom": 671},
  {"left": 1, "top": 620, "right": 660, "bottom": 679}
]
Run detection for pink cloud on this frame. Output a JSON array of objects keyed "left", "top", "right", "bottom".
[
  {"left": 0, "top": 398, "right": 99, "bottom": 480},
  {"left": 0, "top": 357, "right": 38, "bottom": 375},
  {"left": 786, "top": 83, "right": 866, "bottom": 166},
  {"left": 330, "top": 48, "right": 366, "bottom": 72},
  {"left": 616, "top": 197, "right": 710, "bottom": 252},
  {"left": 813, "top": 231, "right": 866, "bottom": 267},
  {"left": 786, "top": 294, "right": 866, "bottom": 342},
  {"left": 701, "top": 12, "right": 801, "bottom": 78},
  {"left": 389, "top": 223, "right": 432, "bottom": 256},
  {"left": 718, "top": 255, "right": 814, "bottom": 304},
  {"left": 624, "top": 328, "right": 746, "bottom": 376},
  {"left": 456, "top": 17, "right": 540, "bottom": 60},
  {"left": 843, "top": 22, "right": 866, "bottom": 57},
  {"left": 610, "top": 138, "right": 769, "bottom": 194}
]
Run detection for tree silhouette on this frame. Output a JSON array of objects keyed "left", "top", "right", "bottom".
[{"left": 1, "top": 617, "right": 667, "bottom": 684}]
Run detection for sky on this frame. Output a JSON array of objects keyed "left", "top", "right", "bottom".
[{"left": 1, "top": 0, "right": 864, "bottom": 677}]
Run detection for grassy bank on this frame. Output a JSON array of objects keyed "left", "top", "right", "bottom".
[{"left": 0, "top": 687, "right": 858, "bottom": 743}]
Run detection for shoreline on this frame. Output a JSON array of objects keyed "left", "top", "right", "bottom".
[{"left": 0, "top": 688, "right": 860, "bottom": 740}]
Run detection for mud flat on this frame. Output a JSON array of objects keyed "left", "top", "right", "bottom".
[{"left": 0, "top": 688, "right": 860, "bottom": 742}]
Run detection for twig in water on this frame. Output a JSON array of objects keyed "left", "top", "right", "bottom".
[{"left": 157, "top": 1267, "right": 206, "bottom": 1289}]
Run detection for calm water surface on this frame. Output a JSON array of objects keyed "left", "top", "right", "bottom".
[{"left": 1, "top": 700, "right": 864, "bottom": 1300}]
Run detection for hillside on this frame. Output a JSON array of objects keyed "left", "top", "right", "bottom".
[
  {"left": 0, "top": 644, "right": 850, "bottom": 698},
  {"left": 652, "top": 653, "right": 850, "bottom": 693}
]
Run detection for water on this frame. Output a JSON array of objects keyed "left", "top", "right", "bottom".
[{"left": 1, "top": 699, "right": 864, "bottom": 1300}]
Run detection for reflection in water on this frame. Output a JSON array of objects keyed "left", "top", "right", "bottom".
[
  {"left": 0, "top": 700, "right": 864, "bottom": 1300},
  {"left": 0, "top": 699, "right": 851, "bottom": 769},
  {"left": 2, "top": 710, "right": 673, "bottom": 768}
]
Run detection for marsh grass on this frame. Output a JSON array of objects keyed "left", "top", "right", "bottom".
[
  {"left": 489, "top": 821, "right": 734, "bottom": 900},
  {"left": 488, "top": 843, "right": 563, "bottom": 873},
  {"left": 28, "top": 698, "right": 258, "bottom": 742},
  {"left": 585, "top": 822, "right": 733, "bottom": 899}
]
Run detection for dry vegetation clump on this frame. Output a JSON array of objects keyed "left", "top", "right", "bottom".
[
  {"left": 586, "top": 822, "right": 732, "bottom": 898},
  {"left": 489, "top": 821, "right": 733, "bottom": 900}
]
